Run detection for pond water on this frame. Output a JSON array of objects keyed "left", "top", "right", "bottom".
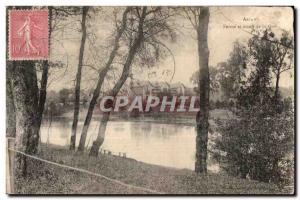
[{"left": 40, "top": 119, "right": 219, "bottom": 172}]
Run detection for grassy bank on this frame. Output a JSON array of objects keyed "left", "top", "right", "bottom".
[{"left": 15, "top": 145, "right": 287, "bottom": 195}]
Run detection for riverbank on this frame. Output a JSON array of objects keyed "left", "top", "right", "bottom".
[
  {"left": 44, "top": 108, "right": 235, "bottom": 127},
  {"left": 15, "top": 145, "right": 287, "bottom": 194}
]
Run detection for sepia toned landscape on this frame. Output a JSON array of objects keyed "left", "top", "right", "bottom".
[{"left": 6, "top": 6, "right": 294, "bottom": 195}]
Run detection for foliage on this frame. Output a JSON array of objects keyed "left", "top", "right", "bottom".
[
  {"left": 215, "top": 104, "right": 293, "bottom": 184},
  {"left": 214, "top": 29, "right": 294, "bottom": 185},
  {"left": 190, "top": 67, "right": 219, "bottom": 94},
  {"left": 218, "top": 41, "right": 248, "bottom": 100},
  {"left": 270, "top": 31, "right": 294, "bottom": 76},
  {"left": 190, "top": 41, "right": 247, "bottom": 103},
  {"left": 58, "top": 88, "right": 70, "bottom": 105},
  {"left": 237, "top": 30, "right": 275, "bottom": 108}
]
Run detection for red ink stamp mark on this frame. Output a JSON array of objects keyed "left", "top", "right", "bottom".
[{"left": 9, "top": 9, "right": 49, "bottom": 60}]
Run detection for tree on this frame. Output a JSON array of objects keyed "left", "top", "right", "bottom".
[
  {"left": 77, "top": 7, "right": 131, "bottom": 152},
  {"left": 191, "top": 41, "right": 247, "bottom": 108},
  {"left": 215, "top": 29, "right": 294, "bottom": 184},
  {"left": 89, "top": 7, "right": 148, "bottom": 156},
  {"left": 89, "top": 6, "right": 176, "bottom": 156},
  {"left": 59, "top": 88, "right": 70, "bottom": 105},
  {"left": 70, "top": 6, "right": 89, "bottom": 150},
  {"left": 270, "top": 31, "right": 294, "bottom": 102},
  {"left": 215, "top": 103, "right": 293, "bottom": 183},
  {"left": 170, "top": 7, "right": 212, "bottom": 173},
  {"left": 238, "top": 30, "right": 274, "bottom": 108},
  {"left": 36, "top": 7, "right": 54, "bottom": 135},
  {"left": 6, "top": 7, "right": 15, "bottom": 138},
  {"left": 218, "top": 41, "right": 247, "bottom": 101},
  {"left": 31, "top": 6, "right": 80, "bottom": 139},
  {"left": 10, "top": 61, "right": 40, "bottom": 176},
  {"left": 195, "top": 7, "right": 210, "bottom": 173},
  {"left": 6, "top": 62, "right": 16, "bottom": 138},
  {"left": 182, "top": 7, "right": 210, "bottom": 173},
  {"left": 6, "top": 6, "right": 51, "bottom": 179},
  {"left": 14, "top": 5, "right": 70, "bottom": 141},
  {"left": 190, "top": 67, "right": 219, "bottom": 95}
]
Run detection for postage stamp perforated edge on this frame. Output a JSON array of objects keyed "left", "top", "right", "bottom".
[{"left": 8, "top": 8, "right": 49, "bottom": 61}]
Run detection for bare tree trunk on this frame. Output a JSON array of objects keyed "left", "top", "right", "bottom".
[
  {"left": 36, "top": 7, "right": 53, "bottom": 133},
  {"left": 195, "top": 7, "right": 210, "bottom": 174},
  {"left": 274, "top": 71, "right": 280, "bottom": 101},
  {"left": 70, "top": 7, "right": 89, "bottom": 150},
  {"left": 89, "top": 112, "right": 110, "bottom": 155},
  {"left": 78, "top": 7, "right": 131, "bottom": 151},
  {"left": 6, "top": 62, "right": 16, "bottom": 138},
  {"left": 10, "top": 61, "right": 40, "bottom": 177},
  {"left": 37, "top": 61, "right": 49, "bottom": 126},
  {"left": 89, "top": 7, "right": 147, "bottom": 156},
  {"left": 6, "top": 7, "right": 15, "bottom": 138}
]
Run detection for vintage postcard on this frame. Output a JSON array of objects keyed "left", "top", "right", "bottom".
[{"left": 6, "top": 6, "right": 295, "bottom": 195}]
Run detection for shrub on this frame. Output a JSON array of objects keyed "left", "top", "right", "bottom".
[{"left": 214, "top": 104, "right": 294, "bottom": 184}]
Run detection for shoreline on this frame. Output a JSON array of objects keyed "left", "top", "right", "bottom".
[
  {"left": 42, "top": 108, "right": 234, "bottom": 127},
  {"left": 15, "top": 145, "right": 287, "bottom": 194}
]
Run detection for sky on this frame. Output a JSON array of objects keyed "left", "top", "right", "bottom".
[{"left": 48, "top": 6, "right": 294, "bottom": 91}]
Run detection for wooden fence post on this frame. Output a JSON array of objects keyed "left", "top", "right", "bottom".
[{"left": 6, "top": 137, "right": 15, "bottom": 194}]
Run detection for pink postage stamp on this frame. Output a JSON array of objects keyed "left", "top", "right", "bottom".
[{"left": 9, "top": 9, "right": 49, "bottom": 60}]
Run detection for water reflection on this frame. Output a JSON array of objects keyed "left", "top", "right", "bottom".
[{"left": 40, "top": 119, "right": 218, "bottom": 171}]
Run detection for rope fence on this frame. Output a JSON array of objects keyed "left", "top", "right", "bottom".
[{"left": 7, "top": 147, "right": 164, "bottom": 194}]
